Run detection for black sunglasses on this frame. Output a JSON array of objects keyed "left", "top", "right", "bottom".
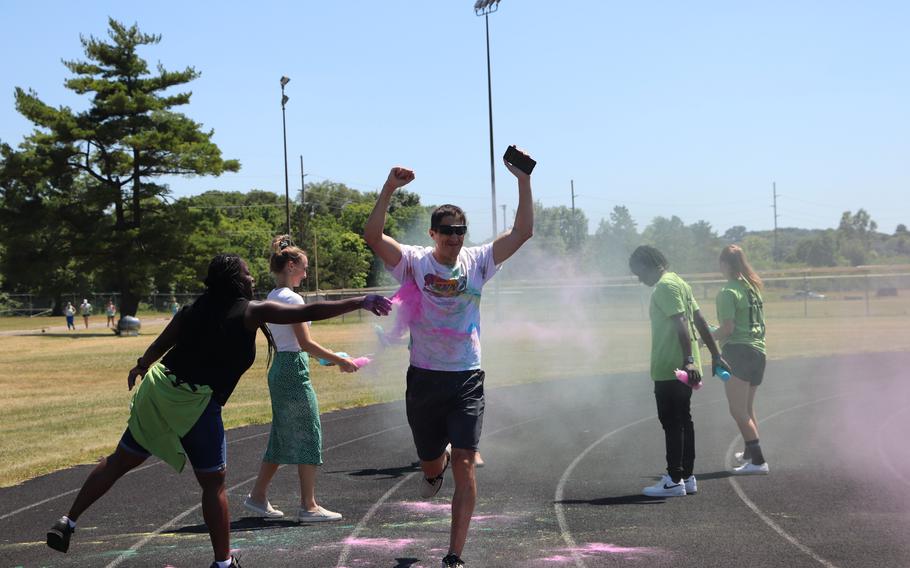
[{"left": 434, "top": 224, "right": 467, "bottom": 236}]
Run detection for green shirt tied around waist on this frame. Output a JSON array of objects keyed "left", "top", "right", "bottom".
[
  {"left": 716, "top": 278, "right": 766, "bottom": 354},
  {"left": 127, "top": 363, "right": 213, "bottom": 472},
  {"left": 649, "top": 272, "right": 701, "bottom": 381}
]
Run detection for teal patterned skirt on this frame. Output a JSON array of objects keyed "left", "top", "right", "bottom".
[{"left": 263, "top": 351, "right": 323, "bottom": 465}]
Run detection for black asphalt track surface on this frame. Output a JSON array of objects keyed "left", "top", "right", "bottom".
[{"left": 3, "top": 352, "right": 910, "bottom": 567}]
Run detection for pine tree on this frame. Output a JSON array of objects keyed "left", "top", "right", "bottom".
[{"left": 11, "top": 18, "right": 239, "bottom": 317}]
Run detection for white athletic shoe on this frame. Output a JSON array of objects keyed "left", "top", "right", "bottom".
[
  {"left": 642, "top": 474, "right": 686, "bottom": 497},
  {"left": 297, "top": 505, "right": 342, "bottom": 523},
  {"left": 683, "top": 475, "right": 697, "bottom": 494},
  {"left": 733, "top": 461, "right": 770, "bottom": 475},
  {"left": 242, "top": 495, "right": 284, "bottom": 518},
  {"left": 418, "top": 445, "right": 451, "bottom": 499}
]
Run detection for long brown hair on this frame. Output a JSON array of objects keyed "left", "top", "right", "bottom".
[{"left": 719, "top": 245, "right": 763, "bottom": 290}]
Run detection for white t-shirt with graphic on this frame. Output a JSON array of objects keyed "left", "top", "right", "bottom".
[
  {"left": 266, "top": 287, "right": 306, "bottom": 352},
  {"left": 389, "top": 243, "right": 499, "bottom": 371}
]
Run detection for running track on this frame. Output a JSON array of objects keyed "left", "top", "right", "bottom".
[{"left": 3, "top": 352, "right": 910, "bottom": 567}]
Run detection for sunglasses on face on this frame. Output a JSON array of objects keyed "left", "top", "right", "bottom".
[{"left": 435, "top": 224, "right": 467, "bottom": 236}]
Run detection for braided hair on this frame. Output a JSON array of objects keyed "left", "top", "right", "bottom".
[{"left": 628, "top": 245, "right": 669, "bottom": 274}]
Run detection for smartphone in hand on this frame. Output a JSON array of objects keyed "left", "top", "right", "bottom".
[{"left": 503, "top": 145, "right": 536, "bottom": 175}]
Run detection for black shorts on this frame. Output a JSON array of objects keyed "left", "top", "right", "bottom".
[
  {"left": 722, "top": 343, "right": 766, "bottom": 386},
  {"left": 405, "top": 366, "right": 485, "bottom": 461}
]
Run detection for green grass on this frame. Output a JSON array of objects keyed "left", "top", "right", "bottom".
[{"left": 1, "top": 294, "right": 909, "bottom": 487}]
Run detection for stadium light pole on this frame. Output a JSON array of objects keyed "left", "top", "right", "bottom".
[
  {"left": 280, "top": 76, "right": 291, "bottom": 234},
  {"left": 474, "top": 0, "right": 502, "bottom": 240}
]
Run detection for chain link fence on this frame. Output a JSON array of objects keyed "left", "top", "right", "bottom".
[{"left": 3, "top": 266, "right": 908, "bottom": 322}]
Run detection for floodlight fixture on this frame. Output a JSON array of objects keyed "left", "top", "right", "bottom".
[
  {"left": 474, "top": 0, "right": 500, "bottom": 16},
  {"left": 280, "top": 76, "right": 290, "bottom": 87}
]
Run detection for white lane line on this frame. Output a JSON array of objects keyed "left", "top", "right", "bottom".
[
  {"left": 875, "top": 405, "right": 910, "bottom": 487},
  {"left": 725, "top": 394, "right": 846, "bottom": 568},
  {"left": 553, "top": 397, "right": 724, "bottom": 568},
  {"left": 335, "top": 416, "right": 546, "bottom": 568},
  {"left": 103, "top": 424, "right": 409, "bottom": 568},
  {"left": 0, "top": 406, "right": 396, "bottom": 521}
]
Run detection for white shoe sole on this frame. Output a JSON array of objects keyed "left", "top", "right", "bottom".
[
  {"left": 242, "top": 498, "right": 284, "bottom": 519},
  {"left": 733, "top": 464, "right": 770, "bottom": 475}
]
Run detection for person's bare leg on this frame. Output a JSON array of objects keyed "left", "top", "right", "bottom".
[
  {"left": 67, "top": 446, "right": 147, "bottom": 521},
  {"left": 725, "top": 377, "right": 758, "bottom": 441},
  {"left": 195, "top": 469, "right": 230, "bottom": 562},
  {"left": 747, "top": 385, "right": 759, "bottom": 436},
  {"left": 448, "top": 448, "right": 477, "bottom": 557},
  {"left": 421, "top": 450, "right": 449, "bottom": 479},
  {"left": 298, "top": 464, "right": 319, "bottom": 510},
  {"left": 248, "top": 461, "right": 280, "bottom": 504}
]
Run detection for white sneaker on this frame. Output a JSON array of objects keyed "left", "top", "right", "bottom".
[
  {"left": 683, "top": 475, "right": 697, "bottom": 494},
  {"left": 733, "top": 451, "right": 750, "bottom": 463},
  {"left": 418, "top": 446, "right": 451, "bottom": 499},
  {"left": 297, "top": 505, "right": 342, "bottom": 523},
  {"left": 242, "top": 495, "right": 284, "bottom": 518},
  {"left": 733, "top": 461, "right": 770, "bottom": 475},
  {"left": 642, "top": 474, "right": 686, "bottom": 497}
]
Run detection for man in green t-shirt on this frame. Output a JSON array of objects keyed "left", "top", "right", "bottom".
[{"left": 629, "top": 246, "right": 729, "bottom": 497}]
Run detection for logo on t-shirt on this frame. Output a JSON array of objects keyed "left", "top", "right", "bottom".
[{"left": 423, "top": 274, "right": 467, "bottom": 298}]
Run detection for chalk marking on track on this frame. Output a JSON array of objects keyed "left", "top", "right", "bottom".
[
  {"left": 335, "top": 416, "right": 546, "bottom": 568},
  {"left": 102, "top": 424, "right": 408, "bottom": 568},
  {"left": 725, "top": 394, "right": 846, "bottom": 568},
  {"left": 553, "top": 397, "right": 724, "bottom": 568},
  {"left": 0, "top": 406, "right": 396, "bottom": 521}
]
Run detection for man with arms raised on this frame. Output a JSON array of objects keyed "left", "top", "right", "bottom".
[{"left": 364, "top": 150, "right": 534, "bottom": 568}]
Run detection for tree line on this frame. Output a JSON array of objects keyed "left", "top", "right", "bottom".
[{"left": 1, "top": 20, "right": 907, "bottom": 316}]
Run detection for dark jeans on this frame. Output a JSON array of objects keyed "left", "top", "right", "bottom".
[{"left": 654, "top": 379, "right": 694, "bottom": 482}]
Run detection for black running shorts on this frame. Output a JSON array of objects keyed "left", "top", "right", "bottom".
[
  {"left": 405, "top": 366, "right": 485, "bottom": 461},
  {"left": 722, "top": 343, "right": 766, "bottom": 386}
]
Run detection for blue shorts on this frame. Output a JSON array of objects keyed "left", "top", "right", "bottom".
[{"left": 119, "top": 397, "right": 227, "bottom": 473}]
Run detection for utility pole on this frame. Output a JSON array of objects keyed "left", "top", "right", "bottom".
[
  {"left": 299, "top": 155, "right": 306, "bottom": 245},
  {"left": 570, "top": 179, "right": 578, "bottom": 248},
  {"left": 772, "top": 182, "right": 780, "bottom": 263},
  {"left": 500, "top": 203, "right": 507, "bottom": 233}
]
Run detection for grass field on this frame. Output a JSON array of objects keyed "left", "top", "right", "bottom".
[{"left": 1, "top": 293, "right": 908, "bottom": 487}]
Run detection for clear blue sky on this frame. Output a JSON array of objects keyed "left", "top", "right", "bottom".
[{"left": 2, "top": 1, "right": 907, "bottom": 240}]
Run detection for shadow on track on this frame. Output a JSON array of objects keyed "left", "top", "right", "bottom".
[
  {"left": 555, "top": 494, "right": 666, "bottom": 506},
  {"left": 330, "top": 462, "right": 421, "bottom": 480},
  {"left": 166, "top": 516, "right": 299, "bottom": 534}
]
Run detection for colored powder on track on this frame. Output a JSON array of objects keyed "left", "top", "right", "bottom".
[
  {"left": 342, "top": 537, "right": 417, "bottom": 550},
  {"left": 396, "top": 501, "right": 451, "bottom": 514},
  {"left": 540, "top": 542, "right": 664, "bottom": 562}
]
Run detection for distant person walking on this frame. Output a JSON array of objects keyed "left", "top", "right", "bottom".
[
  {"left": 79, "top": 299, "right": 92, "bottom": 329},
  {"left": 715, "top": 245, "right": 769, "bottom": 475},
  {"left": 364, "top": 151, "right": 535, "bottom": 568},
  {"left": 64, "top": 302, "right": 76, "bottom": 331},
  {"left": 629, "top": 245, "right": 729, "bottom": 498},
  {"left": 105, "top": 300, "right": 117, "bottom": 328},
  {"left": 169, "top": 298, "right": 180, "bottom": 318},
  {"left": 45, "top": 253, "right": 391, "bottom": 568},
  {"left": 243, "top": 235, "right": 358, "bottom": 523}
]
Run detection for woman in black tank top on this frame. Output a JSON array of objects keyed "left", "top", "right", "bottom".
[{"left": 46, "top": 254, "right": 392, "bottom": 567}]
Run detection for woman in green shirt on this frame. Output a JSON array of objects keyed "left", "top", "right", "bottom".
[{"left": 715, "top": 245, "right": 769, "bottom": 475}]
